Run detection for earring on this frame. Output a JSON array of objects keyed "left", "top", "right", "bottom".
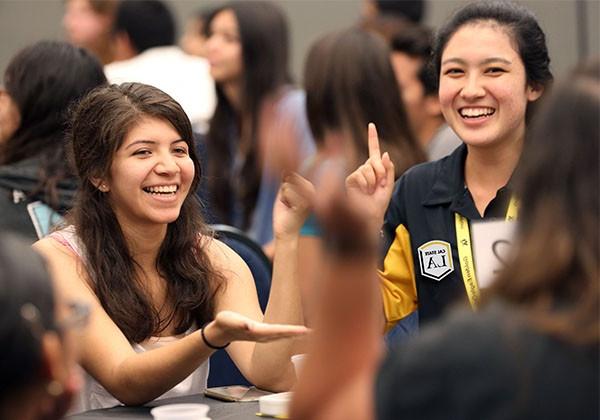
[
  {"left": 98, "top": 184, "right": 108, "bottom": 192},
  {"left": 46, "top": 380, "right": 64, "bottom": 397}
]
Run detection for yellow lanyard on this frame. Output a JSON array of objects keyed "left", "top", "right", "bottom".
[{"left": 455, "top": 197, "right": 518, "bottom": 309}]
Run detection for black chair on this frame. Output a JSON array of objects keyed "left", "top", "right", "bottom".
[{"left": 207, "top": 224, "right": 272, "bottom": 387}]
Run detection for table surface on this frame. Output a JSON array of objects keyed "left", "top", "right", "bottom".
[{"left": 67, "top": 394, "right": 261, "bottom": 420}]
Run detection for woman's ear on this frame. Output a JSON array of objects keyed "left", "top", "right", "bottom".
[
  {"left": 90, "top": 178, "right": 110, "bottom": 193},
  {"left": 526, "top": 83, "right": 544, "bottom": 102}
]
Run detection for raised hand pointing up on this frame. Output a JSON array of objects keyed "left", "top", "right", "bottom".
[{"left": 345, "top": 123, "right": 395, "bottom": 234}]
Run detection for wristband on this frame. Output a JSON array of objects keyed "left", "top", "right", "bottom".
[{"left": 201, "top": 326, "right": 230, "bottom": 350}]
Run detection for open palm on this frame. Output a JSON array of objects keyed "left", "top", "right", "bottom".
[{"left": 213, "top": 310, "right": 309, "bottom": 344}]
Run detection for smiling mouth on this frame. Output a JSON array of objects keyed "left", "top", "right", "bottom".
[
  {"left": 142, "top": 185, "right": 179, "bottom": 195},
  {"left": 459, "top": 107, "right": 496, "bottom": 119}
]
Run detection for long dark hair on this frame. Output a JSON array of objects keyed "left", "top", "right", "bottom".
[
  {"left": 432, "top": 1, "right": 553, "bottom": 120},
  {"left": 1, "top": 41, "right": 106, "bottom": 209},
  {"left": 205, "top": 1, "right": 292, "bottom": 228},
  {"left": 0, "top": 234, "right": 55, "bottom": 400},
  {"left": 68, "top": 83, "right": 224, "bottom": 343},
  {"left": 491, "top": 60, "right": 599, "bottom": 345},
  {"left": 304, "top": 28, "right": 424, "bottom": 176}
]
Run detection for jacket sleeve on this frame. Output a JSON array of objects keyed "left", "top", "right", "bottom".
[{"left": 378, "top": 176, "right": 418, "bottom": 332}]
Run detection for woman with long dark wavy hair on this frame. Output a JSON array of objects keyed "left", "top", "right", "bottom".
[
  {"left": 202, "top": 0, "right": 314, "bottom": 249},
  {"left": 33, "top": 82, "right": 308, "bottom": 411},
  {"left": 0, "top": 41, "right": 106, "bottom": 241}
]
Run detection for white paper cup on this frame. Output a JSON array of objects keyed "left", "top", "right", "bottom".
[
  {"left": 259, "top": 391, "right": 293, "bottom": 417},
  {"left": 150, "top": 403, "right": 210, "bottom": 420},
  {"left": 291, "top": 353, "right": 306, "bottom": 378}
]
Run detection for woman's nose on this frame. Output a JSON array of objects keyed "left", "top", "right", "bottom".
[
  {"left": 460, "top": 74, "right": 486, "bottom": 100},
  {"left": 154, "top": 154, "right": 180, "bottom": 175}
]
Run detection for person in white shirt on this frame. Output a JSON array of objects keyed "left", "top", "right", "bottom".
[{"left": 104, "top": 0, "right": 216, "bottom": 133}]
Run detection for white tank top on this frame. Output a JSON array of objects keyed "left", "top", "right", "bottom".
[{"left": 51, "top": 227, "right": 210, "bottom": 412}]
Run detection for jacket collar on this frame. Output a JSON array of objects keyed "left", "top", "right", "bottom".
[
  {"left": 422, "top": 143, "right": 516, "bottom": 220},
  {"left": 422, "top": 143, "right": 468, "bottom": 207}
]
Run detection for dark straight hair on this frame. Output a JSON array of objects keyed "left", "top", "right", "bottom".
[
  {"left": 205, "top": 0, "right": 292, "bottom": 228},
  {"left": 390, "top": 24, "right": 437, "bottom": 96},
  {"left": 114, "top": 0, "right": 176, "bottom": 53},
  {"left": 68, "top": 83, "right": 224, "bottom": 343},
  {"left": 1, "top": 41, "right": 106, "bottom": 208},
  {"left": 304, "top": 28, "right": 424, "bottom": 177}
]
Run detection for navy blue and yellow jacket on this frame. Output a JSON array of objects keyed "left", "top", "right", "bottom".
[{"left": 379, "top": 144, "right": 514, "bottom": 330}]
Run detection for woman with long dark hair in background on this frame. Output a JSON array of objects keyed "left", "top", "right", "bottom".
[
  {"left": 202, "top": 0, "right": 314, "bottom": 250},
  {"left": 0, "top": 41, "right": 106, "bottom": 241},
  {"left": 298, "top": 27, "right": 424, "bottom": 323}
]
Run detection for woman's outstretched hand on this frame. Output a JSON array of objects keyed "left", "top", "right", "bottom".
[
  {"left": 345, "top": 123, "right": 395, "bottom": 235},
  {"left": 203, "top": 311, "right": 309, "bottom": 347}
]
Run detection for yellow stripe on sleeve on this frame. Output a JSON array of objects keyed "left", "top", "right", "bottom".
[{"left": 378, "top": 224, "right": 418, "bottom": 332}]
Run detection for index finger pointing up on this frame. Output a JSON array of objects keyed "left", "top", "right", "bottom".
[{"left": 368, "top": 123, "right": 381, "bottom": 161}]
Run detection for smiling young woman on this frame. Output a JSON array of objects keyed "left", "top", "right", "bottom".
[
  {"left": 32, "top": 83, "right": 309, "bottom": 412},
  {"left": 344, "top": 1, "right": 553, "bottom": 331}
]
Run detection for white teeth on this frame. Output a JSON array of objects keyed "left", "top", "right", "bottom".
[
  {"left": 460, "top": 107, "right": 495, "bottom": 118},
  {"left": 144, "top": 185, "right": 178, "bottom": 194}
]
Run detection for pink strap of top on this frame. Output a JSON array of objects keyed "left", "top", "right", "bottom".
[{"left": 48, "top": 226, "right": 84, "bottom": 260}]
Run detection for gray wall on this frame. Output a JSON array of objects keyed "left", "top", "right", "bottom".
[{"left": 1, "top": 0, "right": 598, "bottom": 82}]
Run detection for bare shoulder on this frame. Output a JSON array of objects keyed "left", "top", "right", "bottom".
[
  {"left": 33, "top": 236, "right": 78, "bottom": 262},
  {"left": 32, "top": 236, "right": 96, "bottom": 300},
  {"left": 199, "top": 234, "right": 251, "bottom": 283}
]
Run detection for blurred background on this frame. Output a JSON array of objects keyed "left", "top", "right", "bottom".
[{"left": 0, "top": 0, "right": 598, "bottom": 81}]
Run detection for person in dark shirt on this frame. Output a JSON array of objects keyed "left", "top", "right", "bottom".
[
  {"left": 289, "top": 6, "right": 598, "bottom": 420},
  {"left": 348, "top": 1, "right": 553, "bottom": 329},
  {"left": 0, "top": 41, "right": 106, "bottom": 242}
]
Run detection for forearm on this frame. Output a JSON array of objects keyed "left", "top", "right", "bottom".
[
  {"left": 250, "top": 234, "right": 304, "bottom": 390},
  {"left": 291, "top": 254, "right": 383, "bottom": 419},
  {"left": 90, "top": 329, "right": 214, "bottom": 405}
]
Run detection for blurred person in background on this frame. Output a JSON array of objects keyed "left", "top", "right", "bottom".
[
  {"left": 105, "top": 0, "right": 215, "bottom": 133},
  {"left": 0, "top": 85, "right": 20, "bottom": 146},
  {"left": 390, "top": 24, "right": 461, "bottom": 160},
  {"left": 291, "top": 56, "right": 599, "bottom": 420},
  {"left": 0, "top": 41, "right": 106, "bottom": 242},
  {"left": 0, "top": 233, "right": 88, "bottom": 420},
  {"left": 179, "top": 7, "right": 214, "bottom": 58},
  {"left": 298, "top": 27, "right": 424, "bottom": 324},
  {"left": 202, "top": 0, "right": 314, "bottom": 252},
  {"left": 63, "top": 0, "right": 118, "bottom": 65},
  {"left": 361, "top": 0, "right": 426, "bottom": 42}
]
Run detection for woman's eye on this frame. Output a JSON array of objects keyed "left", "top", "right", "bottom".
[
  {"left": 133, "top": 149, "right": 151, "bottom": 156},
  {"left": 444, "top": 68, "right": 463, "bottom": 76},
  {"left": 486, "top": 67, "right": 506, "bottom": 75},
  {"left": 173, "top": 147, "right": 189, "bottom": 155}
]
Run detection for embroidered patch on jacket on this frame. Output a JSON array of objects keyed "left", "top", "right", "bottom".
[{"left": 418, "top": 240, "right": 454, "bottom": 281}]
